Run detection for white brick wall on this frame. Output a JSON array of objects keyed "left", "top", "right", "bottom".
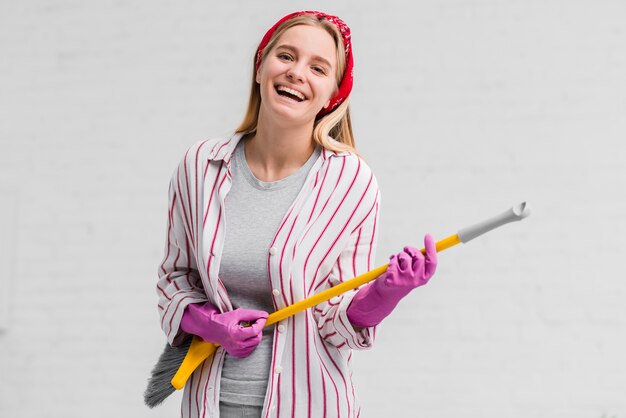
[{"left": 1, "top": 1, "right": 624, "bottom": 417}]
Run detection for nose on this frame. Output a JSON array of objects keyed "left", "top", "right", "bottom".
[{"left": 286, "top": 63, "right": 305, "bottom": 83}]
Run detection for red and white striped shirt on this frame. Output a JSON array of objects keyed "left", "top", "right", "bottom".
[{"left": 157, "top": 132, "right": 381, "bottom": 418}]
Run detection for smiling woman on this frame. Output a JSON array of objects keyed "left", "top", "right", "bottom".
[
  {"left": 253, "top": 24, "right": 339, "bottom": 146},
  {"left": 153, "top": 10, "right": 438, "bottom": 418},
  {"left": 237, "top": 13, "right": 354, "bottom": 161}
]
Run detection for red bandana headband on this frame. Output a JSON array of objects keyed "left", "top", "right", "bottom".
[{"left": 255, "top": 11, "right": 353, "bottom": 118}]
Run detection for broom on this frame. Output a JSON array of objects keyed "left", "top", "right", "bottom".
[{"left": 144, "top": 202, "right": 531, "bottom": 408}]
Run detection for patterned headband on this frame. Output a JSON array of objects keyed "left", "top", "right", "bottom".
[{"left": 255, "top": 11, "right": 353, "bottom": 117}]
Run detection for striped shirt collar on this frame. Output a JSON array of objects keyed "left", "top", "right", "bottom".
[{"left": 206, "top": 132, "right": 351, "bottom": 164}]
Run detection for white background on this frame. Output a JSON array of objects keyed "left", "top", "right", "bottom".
[{"left": 1, "top": 1, "right": 625, "bottom": 417}]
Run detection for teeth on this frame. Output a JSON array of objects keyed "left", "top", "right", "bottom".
[{"left": 276, "top": 85, "right": 305, "bottom": 101}]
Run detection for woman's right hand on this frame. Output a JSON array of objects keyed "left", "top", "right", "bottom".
[{"left": 181, "top": 302, "right": 268, "bottom": 358}]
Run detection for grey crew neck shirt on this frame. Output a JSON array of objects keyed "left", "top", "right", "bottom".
[{"left": 218, "top": 138, "right": 321, "bottom": 406}]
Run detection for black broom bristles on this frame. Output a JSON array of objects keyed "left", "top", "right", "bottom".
[{"left": 144, "top": 336, "right": 192, "bottom": 408}]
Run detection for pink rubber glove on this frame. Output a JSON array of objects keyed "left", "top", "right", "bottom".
[
  {"left": 180, "top": 301, "right": 268, "bottom": 358},
  {"left": 347, "top": 234, "right": 438, "bottom": 328}
]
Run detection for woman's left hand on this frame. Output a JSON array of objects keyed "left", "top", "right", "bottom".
[
  {"left": 347, "top": 234, "right": 438, "bottom": 328},
  {"left": 375, "top": 234, "right": 438, "bottom": 299}
]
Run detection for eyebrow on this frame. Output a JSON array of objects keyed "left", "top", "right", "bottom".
[{"left": 275, "top": 44, "right": 333, "bottom": 69}]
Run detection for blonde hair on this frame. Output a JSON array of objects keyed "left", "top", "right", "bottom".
[{"left": 235, "top": 15, "right": 359, "bottom": 157}]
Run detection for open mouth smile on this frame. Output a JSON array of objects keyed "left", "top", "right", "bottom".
[{"left": 275, "top": 84, "right": 307, "bottom": 102}]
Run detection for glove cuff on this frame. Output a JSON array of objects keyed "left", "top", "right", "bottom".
[
  {"left": 180, "top": 301, "right": 219, "bottom": 336},
  {"left": 347, "top": 279, "right": 403, "bottom": 328}
]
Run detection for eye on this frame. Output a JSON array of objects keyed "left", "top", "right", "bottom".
[
  {"left": 312, "top": 66, "right": 327, "bottom": 75},
  {"left": 277, "top": 53, "right": 293, "bottom": 61}
]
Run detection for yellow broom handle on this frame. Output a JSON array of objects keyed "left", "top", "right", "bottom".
[{"left": 170, "top": 233, "right": 461, "bottom": 390}]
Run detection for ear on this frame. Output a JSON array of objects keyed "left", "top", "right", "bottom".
[{"left": 255, "top": 66, "right": 261, "bottom": 84}]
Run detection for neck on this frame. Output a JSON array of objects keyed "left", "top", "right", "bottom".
[{"left": 244, "top": 110, "right": 316, "bottom": 182}]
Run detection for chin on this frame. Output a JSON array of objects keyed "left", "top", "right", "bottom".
[{"left": 264, "top": 103, "right": 317, "bottom": 125}]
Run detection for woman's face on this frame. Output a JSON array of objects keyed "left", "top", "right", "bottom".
[{"left": 256, "top": 24, "right": 339, "bottom": 125}]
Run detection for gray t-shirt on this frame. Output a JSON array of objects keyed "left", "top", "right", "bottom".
[{"left": 218, "top": 138, "right": 321, "bottom": 406}]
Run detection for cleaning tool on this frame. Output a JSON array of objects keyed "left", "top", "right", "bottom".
[{"left": 145, "top": 201, "right": 530, "bottom": 408}]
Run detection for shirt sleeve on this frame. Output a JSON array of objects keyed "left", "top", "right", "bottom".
[
  {"left": 156, "top": 167, "right": 209, "bottom": 346},
  {"left": 313, "top": 185, "right": 381, "bottom": 350}
]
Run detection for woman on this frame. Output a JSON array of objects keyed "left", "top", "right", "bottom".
[{"left": 156, "top": 11, "right": 438, "bottom": 418}]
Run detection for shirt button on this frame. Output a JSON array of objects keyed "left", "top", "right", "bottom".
[
  {"left": 275, "top": 366, "right": 283, "bottom": 374},
  {"left": 272, "top": 289, "right": 280, "bottom": 297},
  {"left": 278, "top": 324, "right": 286, "bottom": 333},
  {"left": 269, "top": 246, "right": 277, "bottom": 255}
]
